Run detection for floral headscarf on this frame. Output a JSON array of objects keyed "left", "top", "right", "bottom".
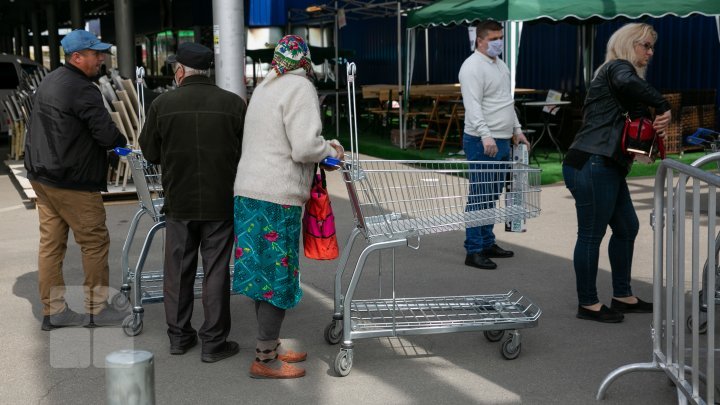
[{"left": 271, "top": 35, "right": 313, "bottom": 79}]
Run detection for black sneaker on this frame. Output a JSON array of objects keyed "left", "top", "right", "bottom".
[
  {"left": 201, "top": 341, "right": 240, "bottom": 363},
  {"left": 465, "top": 253, "right": 498, "bottom": 270},
  {"left": 86, "top": 304, "right": 129, "bottom": 327},
  {"left": 41, "top": 304, "right": 85, "bottom": 331},
  {"left": 576, "top": 305, "right": 624, "bottom": 323},
  {"left": 170, "top": 335, "right": 198, "bottom": 355},
  {"left": 480, "top": 244, "right": 514, "bottom": 258}
]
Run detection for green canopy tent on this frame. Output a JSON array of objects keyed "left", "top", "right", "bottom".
[
  {"left": 396, "top": 0, "right": 720, "bottom": 148},
  {"left": 407, "top": 0, "right": 720, "bottom": 26}
]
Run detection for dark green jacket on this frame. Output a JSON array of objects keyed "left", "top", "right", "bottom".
[{"left": 139, "top": 75, "right": 245, "bottom": 220}]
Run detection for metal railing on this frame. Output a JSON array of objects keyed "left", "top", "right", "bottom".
[{"left": 597, "top": 158, "right": 720, "bottom": 404}]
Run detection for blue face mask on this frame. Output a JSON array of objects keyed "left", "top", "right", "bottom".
[{"left": 486, "top": 39, "right": 504, "bottom": 58}]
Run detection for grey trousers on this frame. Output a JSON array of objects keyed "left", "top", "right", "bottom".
[{"left": 164, "top": 219, "right": 233, "bottom": 353}]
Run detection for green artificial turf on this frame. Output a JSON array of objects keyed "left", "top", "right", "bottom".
[{"left": 328, "top": 124, "right": 711, "bottom": 185}]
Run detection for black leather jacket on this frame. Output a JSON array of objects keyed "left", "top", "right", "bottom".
[{"left": 568, "top": 59, "right": 671, "bottom": 170}]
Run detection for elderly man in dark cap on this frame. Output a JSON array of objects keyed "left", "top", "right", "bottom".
[
  {"left": 24, "top": 29, "right": 128, "bottom": 331},
  {"left": 139, "top": 42, "right": 246, "bottom": 363}
]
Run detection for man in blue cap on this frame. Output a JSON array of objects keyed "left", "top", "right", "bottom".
[
  {"left": 24, "top": 29, "right": 128, "bottom": 331},
  {"left": 140, "top": 42, "right": 246, "bottom": 363}
]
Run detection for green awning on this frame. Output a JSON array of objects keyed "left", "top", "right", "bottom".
[{"left": 407, "top": 0, "right": 720, "bottom": 28}]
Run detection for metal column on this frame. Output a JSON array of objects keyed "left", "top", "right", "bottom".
[
  {"left": 21, "top": 23, "right": 30, "bottom": 58},
  {"left": 114, "top": 0, "right": 136, "bottom": 78},
  {"left": 212, "top": 0, "right": 246, "bottom": 100},
  {"left": 70, "top": 0, "right": 83, "bottom": 29},
  {"left": 46, "top": 2, "right": 60, "bottom": 69},
  {"left": 13, "top": 26, "right": 20, "bottom": 56},
  {"left": 31, "top": 11, "right": 43, "bottom": 65}
]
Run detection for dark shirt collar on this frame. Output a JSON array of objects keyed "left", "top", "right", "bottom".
[{"left": 180, "top": 75, "right": 214, "bottom": 87}]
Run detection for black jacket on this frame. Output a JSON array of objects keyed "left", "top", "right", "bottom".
[
  {"left": 568, "top": 59, "right": 671, "bottom": 169},
  {"left": 139, "top": 75, "right": 245, "bottom": 221},
  {"left": 24, "top": 64, "right": 127, "bottom": 191}
]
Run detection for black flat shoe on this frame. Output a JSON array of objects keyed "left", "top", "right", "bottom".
[
  {"left": 481, "top": 244, "right": 514, "bottom": 258},
  {"left": 610, "top": 298, "right": 653, "bottom": 313},
  {"left": 576, "top": 305, "right": 624, "bottom": 323},
  {"left": 465, "top": 253, "right": 497, "bottom": 270}
]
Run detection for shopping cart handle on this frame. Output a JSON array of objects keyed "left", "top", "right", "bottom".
[
  {"left": 686, "top": 128, "right": 719, "bottom": 146},
  {"left": 321, "top": 156, "right": 342, "bottom": 168},
  {"left": 113, "top": 146, "right": 132, "bottom": 156}
]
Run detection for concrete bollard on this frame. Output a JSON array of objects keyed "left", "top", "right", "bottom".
[{"left": 105, "top": 350, "right": 156, "bottom": 405}]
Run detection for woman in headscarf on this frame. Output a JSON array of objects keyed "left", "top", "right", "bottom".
[{"left": 232, "top": 35, "right": 344, "bottom": 379}]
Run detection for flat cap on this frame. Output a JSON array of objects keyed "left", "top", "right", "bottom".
[{"left": 167, "top": 42, "right": 213, "bottom": 70}]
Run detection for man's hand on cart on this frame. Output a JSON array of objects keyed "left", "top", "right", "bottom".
[{"left": 512, "top": 130, "right": 530, "bottom": 149}]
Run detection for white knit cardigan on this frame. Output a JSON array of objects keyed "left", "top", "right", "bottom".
[{"left": 233, "top": 69, "right": 338, "bottom": 206}]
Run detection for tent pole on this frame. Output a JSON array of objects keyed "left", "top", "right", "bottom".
[
  {"left": 335, "top": 0, "right": 339, "bottom": 138},
  {"left": 397, "top": 1, "right": 404, "bottom": 149},
  {"left": 425, "top": 28, "right": 429, "bottom": 84}
]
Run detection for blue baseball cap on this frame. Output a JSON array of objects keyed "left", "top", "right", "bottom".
[{"left": 61, "top": 29, "right": 113, "bottom": 54}]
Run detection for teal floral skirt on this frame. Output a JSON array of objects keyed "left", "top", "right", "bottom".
[{"left": 232, "top": 196, "right": 303, "bottom": 309}]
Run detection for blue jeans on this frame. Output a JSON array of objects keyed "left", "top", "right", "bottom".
[
  {"left": 562, "top": 155, "right": 639, "bottom": 306},
  {"left": 464, "top": 134, "right": 511, "bottom": 254}
]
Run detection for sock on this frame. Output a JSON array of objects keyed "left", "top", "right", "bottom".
[{"left": 255, "top": 339, "right": 282, "bottom": 370}]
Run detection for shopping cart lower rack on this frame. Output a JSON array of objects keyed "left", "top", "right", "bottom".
[{"left": 323, "top": 158, "right": 542, "bottom": 376}]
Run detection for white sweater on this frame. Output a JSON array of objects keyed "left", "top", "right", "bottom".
[
  {"left": 458, "top": 50, "right": 521, "bottom": 139},
  {"left": 233, "top": 69, "right": 338, "bottom": 206}
]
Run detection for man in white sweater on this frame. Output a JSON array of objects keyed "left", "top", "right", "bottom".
[{"left": 459, "top": 20, "right": 529, "bottom": 270}]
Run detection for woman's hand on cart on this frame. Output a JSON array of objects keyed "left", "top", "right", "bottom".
[{"left": 322, "top": 141, "right": 345, "bottom": 171}]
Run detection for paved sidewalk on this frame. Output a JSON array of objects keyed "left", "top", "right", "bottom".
[{"left": 0, "top": 145, "right": 678, "bottom": 404}]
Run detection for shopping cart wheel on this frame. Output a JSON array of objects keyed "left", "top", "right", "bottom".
[
  {"left": 501, "top": 338, "right": 521, "bottom": 360},
  {"left": 334, "top": 349, "right": 353, "bottom": 377},
  {"left": 483, "top": 330, "right": 505, "bottom": 342},
  {"left": 122, "top": 314, "right": 143, "bottom": 337},
  {"left": 324, "top": 321, "right": 343, "bottom": 345},
  {"left": 686, "top": 314, "right": 708, "bottom": 335},
  {"left": 110, "top": 293, "right": 130, "bottom": 311}
]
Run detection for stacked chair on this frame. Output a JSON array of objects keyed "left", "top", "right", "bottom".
[
  {"left": 98, "top": 70, "right": 145, "bottom": 190},
  {"left": 2, "top": 67, "right": 48, "bottom": 160}
]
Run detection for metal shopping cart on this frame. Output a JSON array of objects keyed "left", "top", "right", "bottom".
[
  {"left": 116, "top": 149, "right": 166, "bottom": 336},
  {"left": 324, "top": 63, "right": 543, "bottom": 376}
]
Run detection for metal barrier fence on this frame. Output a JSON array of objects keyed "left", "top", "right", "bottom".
[{"left": 597, "top": 158, "right": 720, "bottom": 404}]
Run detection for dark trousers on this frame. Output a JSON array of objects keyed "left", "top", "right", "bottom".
[
  {"left": 164, "top": 219, "right": 233, "bottom": 353},
  {"left": 562, "top": 155, "right": 639, "bottom": 306}
]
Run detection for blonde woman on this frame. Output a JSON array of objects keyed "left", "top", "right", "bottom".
[{"left": 562, "top": 23, "right": 671, "bottom": 323}]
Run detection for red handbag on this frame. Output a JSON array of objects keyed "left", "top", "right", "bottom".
[
  {"left": 621, "top": 115, "right": 665, "bottom": 163},
  {"left": 302, "top": 167, "right": 339, "bottom": 260},
  {"left": 606, "top": 65, "right": 665, "bottom": 163}
]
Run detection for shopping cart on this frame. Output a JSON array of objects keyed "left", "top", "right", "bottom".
[
  {"left": 115, "top": 149, "right": 166, "bottom": 336},
  {"left": 324, "top": 63, "right": 543, "bottom": 376}
]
